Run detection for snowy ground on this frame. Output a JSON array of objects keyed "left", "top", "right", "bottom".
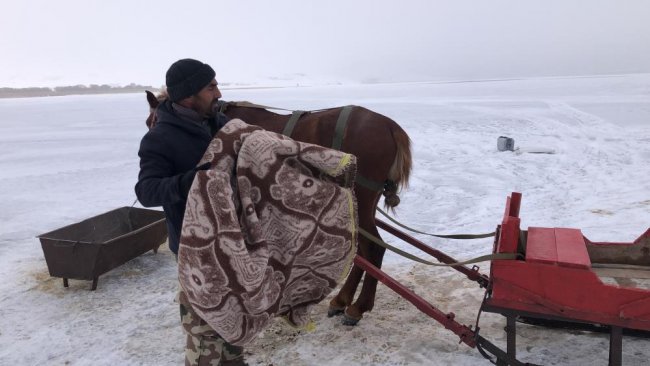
[{"left": 0, "top": 74, "right": 649, "bottom": 365}]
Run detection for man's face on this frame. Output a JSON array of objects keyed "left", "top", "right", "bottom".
[{"left": 191, "top": 79, "right": 221, "bottom": 118}]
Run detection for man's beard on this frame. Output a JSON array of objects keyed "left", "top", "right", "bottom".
[
  {"left": 196, "top": 99, "right": 218, "bottom": 118},
  {"left": 206, "top": 99, "right": 220, "bottom": 117}
]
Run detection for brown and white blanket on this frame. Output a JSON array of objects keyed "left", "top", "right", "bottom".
[{"left": 178, "top": 119, "right": 358, "bottom": 346}]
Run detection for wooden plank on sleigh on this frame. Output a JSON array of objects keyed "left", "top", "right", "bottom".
[
  {"left": 526, "top": 227, "right": 590, "bottom": 269},
  {"left": 592, "top": 263, "right": 650, "bottom": 280}
]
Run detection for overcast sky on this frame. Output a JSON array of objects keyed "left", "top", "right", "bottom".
[{"left": 2, "top": 0, "right": 649, "bottom": 88}]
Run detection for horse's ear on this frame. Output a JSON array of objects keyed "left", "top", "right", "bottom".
[{"left": 146, "top": 90, "right": 159, "bottom": 108}]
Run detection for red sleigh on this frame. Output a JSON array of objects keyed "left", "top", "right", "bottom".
[
  {"left": 356, "top": 192, "right": 650, "bottom": 365},
  {"left": 483, "top": 192, "right": 650, "bottom": 365}
]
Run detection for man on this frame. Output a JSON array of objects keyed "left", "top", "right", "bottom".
[
  {"left": 135, "top": 59, "right": 246, "bottom": 366},
  {"left": 136, "top": 58, "right": 227, "bottom": 255}
]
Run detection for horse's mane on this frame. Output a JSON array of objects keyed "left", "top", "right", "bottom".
[{"left": 156, "top": 89, "right": 169, "bottom": 102}]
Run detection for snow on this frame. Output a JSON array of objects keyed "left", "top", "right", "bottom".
[{"left": 1, "top": 74, "right": 649, "bottom": 366}]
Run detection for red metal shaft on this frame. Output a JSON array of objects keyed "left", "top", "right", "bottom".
[{"left": 354, "top": 255, "right": 477, "bottom": 348}]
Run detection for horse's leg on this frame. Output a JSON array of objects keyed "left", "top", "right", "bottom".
[
  {"left": 342, "top": 215, "right": 385, "bottom": 325},
  {"left": 328, "top": 188, "right": 379, "bottom": 317},
  {"left": 340, "top": 122, "right": 411, "bottom": 324},
  {"left": 327, "top": 263, "right": 364, "bottom": 316},
  {"left": 335, "top": 189, "right": 385, "bottom": 325}
]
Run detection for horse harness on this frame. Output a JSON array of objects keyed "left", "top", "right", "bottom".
[
  {"left": 219, "top": 101, "right": 385, "bottom": 192},
  {"left": 217, "top": 101, "right": 504, "bottom": 266}
]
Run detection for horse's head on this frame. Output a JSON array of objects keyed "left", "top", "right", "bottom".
[
  {"left": 145, "top": 90, "right": 168, "bottom": 129},
  {"left": 145, "top": 89, "right": 232, "bottom": 130}
]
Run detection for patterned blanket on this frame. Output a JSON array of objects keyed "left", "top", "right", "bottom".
[{"left": 178, "top": 119, "right": 358, "bottom": 346}]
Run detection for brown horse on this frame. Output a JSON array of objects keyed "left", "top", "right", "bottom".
[{"left": 145, "top": 90, "right": 412, "bottom": 325}]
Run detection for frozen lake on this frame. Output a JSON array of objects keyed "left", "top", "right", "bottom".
[{"left": 0, "top": 74, "right": 649, "bottom": 365}]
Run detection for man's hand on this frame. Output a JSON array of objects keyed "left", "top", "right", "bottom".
[{"left": 180, "top": 162, "right": 212, "bottom": 199}]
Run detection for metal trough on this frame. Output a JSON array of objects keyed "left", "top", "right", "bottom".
[{"left": 37, "top": 207, "right": 167, "bottom": 290}]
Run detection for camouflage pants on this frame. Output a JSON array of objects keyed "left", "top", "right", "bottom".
[{"left": 178, "top": 291, "right": 246, "bottom": 366}]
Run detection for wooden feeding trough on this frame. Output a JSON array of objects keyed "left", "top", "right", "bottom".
[{"left": 37, "top": 207, "right": 167, "bottom": 290}]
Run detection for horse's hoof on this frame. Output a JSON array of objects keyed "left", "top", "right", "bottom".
[
  {"left": 342, "top": 314, "right": 360, "bottom": 326},
  {"left": 327, "top": 307, "right": 344, "bottom": 318}
]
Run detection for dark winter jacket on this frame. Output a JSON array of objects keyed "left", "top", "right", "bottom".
[{"left": 135, "top": 100, "right": 229, "bottom": 254}]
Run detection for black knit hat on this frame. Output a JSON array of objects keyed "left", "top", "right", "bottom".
[{"left": 165, "top": 59, "right": 216, "bottom": 102}]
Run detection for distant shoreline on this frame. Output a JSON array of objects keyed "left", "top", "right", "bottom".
[
  {"left": 0, "top": 84, "right": 315, "bottom": 99},
  {"left": 3, "top": 73, "right": 649, "bottom": 99},
  {"left": 0, "top": 84, "right": 159, "bottom": 99}
]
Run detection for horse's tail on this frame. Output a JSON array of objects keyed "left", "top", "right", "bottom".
[{"left": 383, "top": 123, "right": 412, "bottom": 210}]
